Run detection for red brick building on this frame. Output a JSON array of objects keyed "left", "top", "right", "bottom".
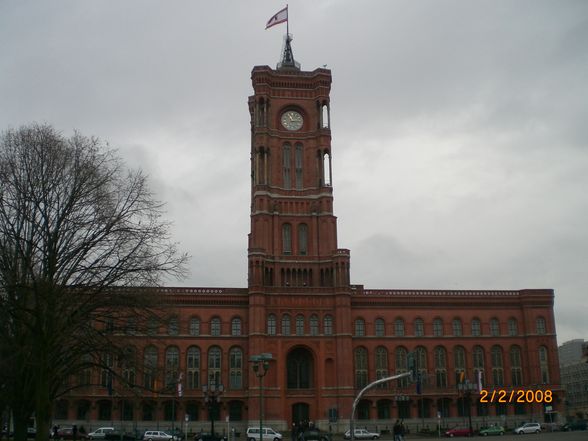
[{"left": 58, "top": 40, "right": 563, "bottom": 434}]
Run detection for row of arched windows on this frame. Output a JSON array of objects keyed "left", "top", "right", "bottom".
[
  {"left": 130, "top": 316, "right": 245, "bottom": 337},
  {"left": 84, "top": 346, "right": 246, "bottom": 393},
  {"left": 353, "top": 345, "right": 550, "bottom": 389},
  {"left": 267, "top": 314, "right": 333, "bottom": 336},
  {"left": 354, "top": 317, "right": 548, "bottom": 337}
]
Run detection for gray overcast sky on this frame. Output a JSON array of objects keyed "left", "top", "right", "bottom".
[{"left": 1, "top": 1, "right": 587, "bottom": 345}]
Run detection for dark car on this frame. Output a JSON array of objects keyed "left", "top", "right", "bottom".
[
  {"left": 58, "top": 427, "right": 88, "bottom": 440},
  {"left": 194, "top": 433, "right": 226, "bottom": 441},
  {"left": 562, "top": 421, "right": 587, "bottom": 431},
  {"left": 444, "top": 427, "right": 473, "bottom": 437},
  {"left": 297, "top": 429, "right": 331, "bottom": 441}
]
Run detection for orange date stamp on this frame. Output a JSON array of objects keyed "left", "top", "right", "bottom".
[{"left": 479, "top": 389, "right": 553, "bottom": 403}]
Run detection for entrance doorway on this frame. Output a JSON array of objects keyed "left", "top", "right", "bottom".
[{"left": 292, "top": 403, "right": 310, "bottom": 426}]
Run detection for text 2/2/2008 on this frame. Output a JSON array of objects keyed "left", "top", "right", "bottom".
[{"left": 479, "top": 389, "right": 553, "bottom": 403}]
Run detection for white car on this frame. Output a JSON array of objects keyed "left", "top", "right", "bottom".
[
  {"left": 88, "top": 428, "right": 115, "bottom": 440},
  {"left": 514, "top": 423, "right": 541, "bottom": 434},
  {"left": 143, "top": 431, "right": 177, "bottom": 441},
  {"left": 343, "top": 429, "right": 380, "bottom": 440},
  {"left": 246, "top": 427, "right": 283, "bottom": 441}
]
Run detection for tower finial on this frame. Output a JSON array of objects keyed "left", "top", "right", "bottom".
[{"left": 277, "top": 33, "right": 300, "bottom": 71}]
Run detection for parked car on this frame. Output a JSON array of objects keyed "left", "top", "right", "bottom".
[
  {"left": 58, "top": 427, "right": 88, "bottom": 440},
  {"left": 297, "top": 429, "right": 331, "bottom": 441},
  {"left": 142, "top": 431, "right": 176, "bottom": 441},
  {"left": 444, "top": 427, "right": 473, "bottom": 437},
  {"left": 89, "top": 428, "right": 116, "bottom": 440},
  {"left": 513, "top": 423, "right": 541, "bottom": 434},
  {"left": 479, "top": 425, "right": 504, "bottom": 436},
  {"left": 343, "top": 429, "right": 380, "bottom": 440},
  {"left": 246, "top": 427, "right": 283, "bottom": 441},
  {"left": 561, "top": 421, "right": 587, "bottom": 431},
  {"left": 194, "top": 433, "right": 226, "bottom": 441}
]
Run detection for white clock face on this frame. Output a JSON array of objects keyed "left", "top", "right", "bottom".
[{"left": 280, "top": 110, "right": 303, "bottom": 131}]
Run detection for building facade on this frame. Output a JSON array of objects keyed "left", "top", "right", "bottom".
[
  {"left": 559, "top": 339, "right": 588, "bottom": 420},
  {"left": 57, "top": 41, "right": 563, "bottom": 435}
]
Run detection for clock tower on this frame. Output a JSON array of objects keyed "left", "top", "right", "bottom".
[
  {"left": 247, "top": 39, "right": 350, "bottom": 291},
  {"left": 247, "top": 37, "right": 354, "bottom": 425}
]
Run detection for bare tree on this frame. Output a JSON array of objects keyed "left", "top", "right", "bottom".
[{"left": 0, "top": 124, "right": 188, "bottom": 441}]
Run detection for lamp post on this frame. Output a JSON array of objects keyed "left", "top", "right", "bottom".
[
  {"left": 203, "top": 377, "right": 224, "bottom": 437},
  {"left": 250, "top": 354, "right": 272, "bottom": 441},
  {"left": 457, "top": 381, "right": 477, "bottom": 436}
]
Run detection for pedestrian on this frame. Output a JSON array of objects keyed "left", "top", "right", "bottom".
[
  {"left": 72, "top": 425, "right": 78, "bottom": 441},
  {"left": 392, "top": 421, "right": 400, "bottom": 441},
  {"left": 399, "top": 420, "right": 405, "bottom": 441}
]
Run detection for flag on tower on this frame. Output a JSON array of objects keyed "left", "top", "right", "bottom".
[{"left": 266, "top": 6, "right": 288, "bottom": 29}]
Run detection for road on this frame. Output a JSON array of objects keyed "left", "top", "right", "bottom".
[{"left": 383, "top": 430, "right": 587, "bottom": 440}]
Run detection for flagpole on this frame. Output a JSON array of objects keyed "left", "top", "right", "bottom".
[{"left": 286, "top": 4, "right": 289, "bottom": 40}]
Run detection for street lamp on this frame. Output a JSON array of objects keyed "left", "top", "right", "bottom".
[
  {"left": 203, "top": 377, "right": 224, "bottom": 437},
  {"left": 457, "top": 380, "right": 478, "bottom": 436},
  {"left": 250, "top": 353, "right": 272, "bottom": 441}
]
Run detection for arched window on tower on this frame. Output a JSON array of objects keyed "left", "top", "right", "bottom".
[
  {"left": 283, "top": 144, "right": 291, "bottom": 189},
  {"left": 295, "top": 315, "right": 305, "bottom": 336},
  {"left": 298, "top": 223, "right": 308, "bottom": 255},
  {"left": 321, "top": 103, "right": 330, "bottom": 129},
  {"left": 282, "top": 223, "right": 292, "bottom": 255},
  {"left": 323, "top": 315, "right": 333, "bottom": 335},
  {"left": 281, "top": 314, "right": 291, "bottom": 336},
  {"left": 323, "top": 152, "right": 331, "bottom": 186},
  {"left": 309, "top": 315, "right": 319, "bottom": 336},
  {"left": 295, "top": 143, "right": 303, "bottom": 189},
  {"left": 267, "top": 314, "right": 276, "bottom": 335}
]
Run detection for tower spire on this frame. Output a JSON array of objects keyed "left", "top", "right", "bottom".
[{"left": 277, "top": 33, "right": 300, "bottom": 70}]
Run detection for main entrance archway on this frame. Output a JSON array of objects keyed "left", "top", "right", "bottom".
[{"left": 292, "top": 403, "right": 310, "bottom": 426}]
